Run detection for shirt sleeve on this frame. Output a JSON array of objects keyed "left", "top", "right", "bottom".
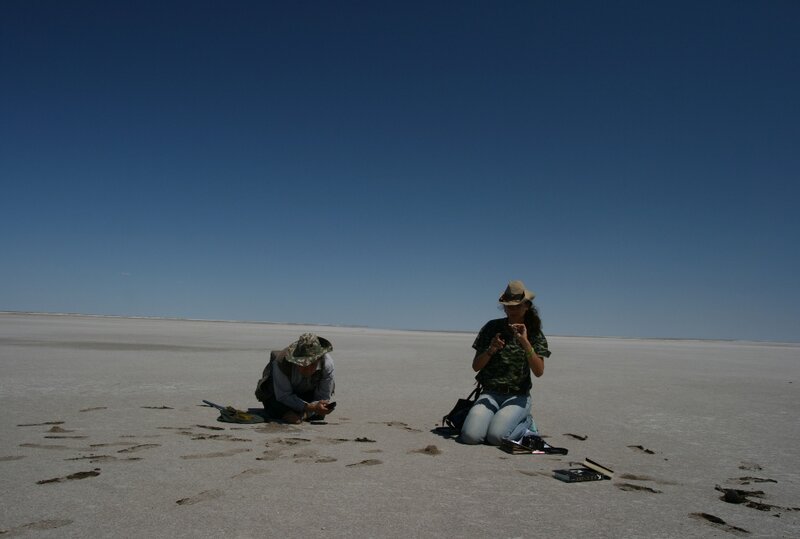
[
  {"left": 313, "top": 354, "right": 335, "bottom": 401},
  {"left": 532, "top": 332, "right": 551, "bottom": 359},
  {"left": 271, "top": 360, "right": 308, "bottom": 413},
  {"left": 472, "top": 322, "right": 493, "bottom": 352}
]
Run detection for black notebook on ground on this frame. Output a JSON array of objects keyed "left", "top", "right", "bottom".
[{"left": 553, "top": 458, "right": 614, "bottom": 483}]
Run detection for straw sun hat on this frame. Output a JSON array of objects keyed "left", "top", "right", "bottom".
[{"left": 498, "top": 280, "right": 535, "bottom": 305}]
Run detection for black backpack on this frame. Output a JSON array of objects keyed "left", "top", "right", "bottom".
[
  {"left": 441, "top": 384, "right": 482, "bottom": 431},
  {"left": 254, "top": 350, "right": 289, "bottom": 403}
]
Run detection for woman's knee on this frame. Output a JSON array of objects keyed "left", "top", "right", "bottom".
[
  {"left": 458, "top": 429, "right": 484, "bottom": 445},
  {"left": 459, "top": 406, "right": 493, "bottom": 445},
  {"left": 485, "top": 424, "right": 523, "bottom": 446},
  {"left": 485, "top": 411, "right": 530, "bottom": 446},
  {"left": 459, "top": 417, "right": 488, "bottom": 444},
  {"left": 484, "top": 429, "right": 504, "bottom": 446},
  {"left": 486, "top": 421, "right": 516, "bottom": 445}
]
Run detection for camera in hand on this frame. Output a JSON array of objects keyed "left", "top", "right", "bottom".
[
  {"left": 502, "top": 325, "right": 517, "bottom": 343},
  {"left": 326, "top": 401, "right": 337, "bottom": 410}
]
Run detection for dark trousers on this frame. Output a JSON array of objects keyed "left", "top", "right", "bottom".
[{"left": 261, "top": 390, "right": 315, "bottom": 420}]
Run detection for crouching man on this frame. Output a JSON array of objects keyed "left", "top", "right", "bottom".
[{"left": 255, "top": 333, "right": 335, "bottom": 424}]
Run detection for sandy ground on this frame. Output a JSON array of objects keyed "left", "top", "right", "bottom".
[{"left": 0, "top": 313, "right": 798, "bottom": 538}]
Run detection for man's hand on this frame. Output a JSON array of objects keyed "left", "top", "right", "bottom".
[{"left": 309, "top": 400, "right": 334, "bottom": 416}]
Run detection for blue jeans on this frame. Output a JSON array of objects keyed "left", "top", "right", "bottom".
[{"left": 459, "top": 391, "right": 534, "bottom": 445}]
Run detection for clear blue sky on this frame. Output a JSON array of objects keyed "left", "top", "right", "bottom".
[{"left": 2, "top": 1, "right": 798, "bottom": 341}]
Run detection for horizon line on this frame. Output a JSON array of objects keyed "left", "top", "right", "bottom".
[{"left": 2, "top": 310, "right": 797, "bottom": 346}]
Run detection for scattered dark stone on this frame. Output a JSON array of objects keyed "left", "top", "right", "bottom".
[
  {"left": 195, "top": 424, "right": 225, "bottom": 431},
  {"left": 411, "top": 445, "right": 442, "bottom": 456},
  {"left": 731, "top": 476, "right": 777, "bottom": 485},
  {"left": 716, "top": 485, "right": 765, "bottom": 504},
  {"left": 37, "top": 469, "right": 100, "bottom": 484},
  {"left": 19, "top": 443, "right": 70, "bottom": 450},
  {"left": 275, "top": 437, "right": 311, "bottom": 445},
  {"left": 563, "top": 433, "right": 587, "bottom": 441},
  {"left": 618, "top": 473, "right": 678, "bottom": 485},
  {"left": 346, "top": 459, "right": 382, "bottom": 467},
  {"left": 1, "top": 519, "right": 74, "bottom": 534},
  {"left": 746, "top": 501, "right": 774, "bottom": 512},
  {"left": 373, "top": 421, "right": 422, "bottom": 432},
  {"left": 696, "top": 512, "right": 725, "bottom": 524},
  {"left": 738, "top": 461, "right": 762, "bottom": 471},
  {"left": 690, "top": 513, "right": 751, "bottom": 535},
  {"left": 36, "top": 477, "right": 61, "bottom": 485},
  {"left": 714, "top": 485, "right": 791, "bottom": 512},
  {"left": 723, "top": 489, "right": 748, "bottom": 504},
  {"left": 191, "top": 433, "right": 250, "bottom": 441},
  {"left": 627, "top": 445, "right": 655, "bottom": 454},
  {"left": 66, "top": 470, "right": 100, "bottom": 480},
  {"left": 615, "top": 483, "right": 662, "bottom": 493},
  {"left": 118, "top": 444, "right": 160, "bottom": 453},
  {"left": 175, "top": 489, "right": 223, "bottom": 505}
]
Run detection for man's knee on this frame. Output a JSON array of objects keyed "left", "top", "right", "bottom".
[{"left": 282, "top": 411, "right": 303, "bottom": 424}]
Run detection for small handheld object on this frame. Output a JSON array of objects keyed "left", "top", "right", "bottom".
[
  {"left": 202, "top": 400, "right": 225, "bottom": 411},
  {"left": 326, "top": 401, "right": 337, "bottom": 410},
  {"left": 502, "top": 326, "right": 515, "bottom": 341}
]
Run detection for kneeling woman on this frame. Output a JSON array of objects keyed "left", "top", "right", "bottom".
[{"left": 460, "top": 281, "right": 551, "bottom": 445}]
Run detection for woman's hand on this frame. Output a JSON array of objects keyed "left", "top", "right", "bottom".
[
  {"left": 510, "top": 324, "right": 545, "bottom": 377},
  {"left": 488, "top": 333, "right": 506, "bottom": 354},
  {"left": 509, "top": 323, "right": 528, "bottom": 344},
  {"left": 473, "top": 333, "right": 505, "bottom": 372}
]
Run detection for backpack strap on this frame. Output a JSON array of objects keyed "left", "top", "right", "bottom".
[
  {"left": 440, "top": 382, "right": 483, "bottom": 430},
  {"left": 468, "top": 383, "right": 482, "bottom": 402},
  {"left": 255, "top": 349, "right": 288, "bottom": 402},
  {"left": 275, "top": 352, "right": 293, "bottom": 378}
]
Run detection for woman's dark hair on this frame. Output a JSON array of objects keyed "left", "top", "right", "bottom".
[{"left": 524, "top": 302, "right": 542, "bottom": 336}]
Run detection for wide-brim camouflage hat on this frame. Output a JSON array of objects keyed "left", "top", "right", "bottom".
[
  {"left": 499, "top": 280, "right": 535, "bottom": 305},
  {"left": 285, "top": 333, "right": 333, "bottom": 367}
]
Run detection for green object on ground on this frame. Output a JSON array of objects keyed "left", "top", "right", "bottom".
[{"left": 203, "top": 400, "right": 265, "bottom": 424}]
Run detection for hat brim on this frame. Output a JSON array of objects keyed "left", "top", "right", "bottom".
[
  {"left": 499, "top": 292, "right": 535, "bottom": 305},
  {"left": 285, "top": 336, "right": 333, "bottom": 367}
]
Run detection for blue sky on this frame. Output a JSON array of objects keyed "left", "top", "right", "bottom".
[{"left": 2, "top": 1, "right": 798, "bottom": 341}]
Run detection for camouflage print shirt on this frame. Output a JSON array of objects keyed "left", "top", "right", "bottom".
[{"left": 472, "top": 318, "right": 552, "bottom": 394}]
